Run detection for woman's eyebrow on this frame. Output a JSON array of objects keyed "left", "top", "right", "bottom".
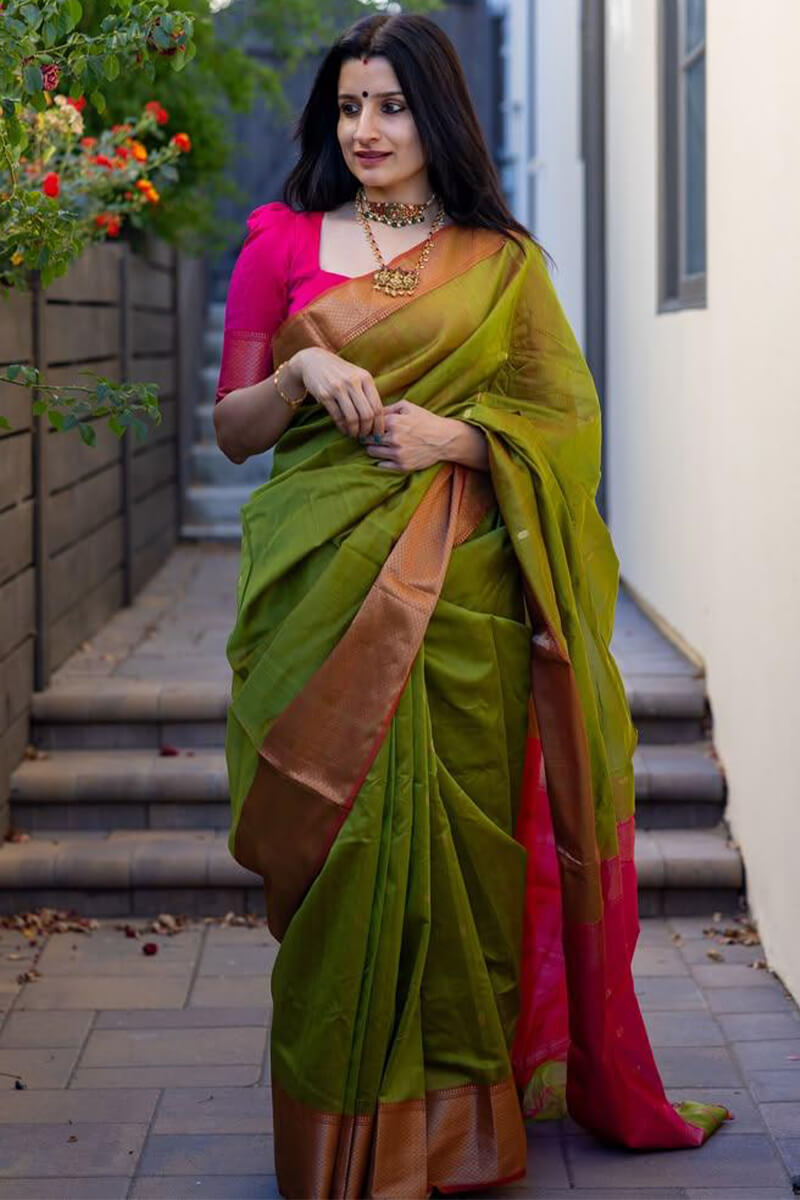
[{"left": 337, "top": 91, "right": 405, "bottom": 99}]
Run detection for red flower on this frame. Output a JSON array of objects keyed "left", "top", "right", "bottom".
[
  {"left": 40, "top": 63, "right": 60, "bottom": 92},
  {"left": 91, "top": 154, "right": 114, "bottom": 169},
  {"left": 170, "top": 132, "right": 191, "bottom": 153},
  {"left": 80, "top": 137, "right": 97, "bottom": 149},
  {"left": 42, "top": 173, "right": 60, "bottom": 198},
  {"left": 66, "top": 95, "right": 86, "bottom": 113},
  {"left": 94, "top": 212, "right": 122, "bottom": 237},
  {"left": 111, "top": 123, "right": 132, "bottom": 134},
  {"left": 115, "top": 146, "right": 128, "bottom": 160},
  {"left": 145, "top": 100, "right": 169, "bottom": 125}
]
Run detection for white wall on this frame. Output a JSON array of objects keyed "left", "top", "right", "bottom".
[
  {"left": 500, "top": 0, "right": 586, "bottom": 345},
  {"left": 605, "top": 0, "right": 800, "bottom": 999},
  {"left": 531, "top": 0, "right": 585, "bottom": 346}
]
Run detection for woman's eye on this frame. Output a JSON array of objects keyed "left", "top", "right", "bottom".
[{"left": 339, "top": 103, "right": 406, "bottom": 116}]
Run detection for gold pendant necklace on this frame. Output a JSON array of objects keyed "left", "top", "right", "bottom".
[{"left": 355, "top": 187, "right": 446, "bottom": 297}]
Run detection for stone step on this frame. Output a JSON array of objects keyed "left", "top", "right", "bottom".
[
  {"left": 31, "top": 681, "right": 229, "bottom": 750},
  {"left": 27, "top": 678, "right": 714, "bottom": 755},
  {"left": 10, "top": 743, "right": 725, "bottom": 832},
  {"left": 0, "top": 826, "right": 743, "bottom": 918},
  {"left": 634, "top": 742, "right": 725, "bottom": 828},
  {"left": 180, "top": 522, "right": 242, "bottom": 544},
  {"left": 194, "top": 402, "right": 216, "bottom": 443},
  {"left": 184, "top": 484, "right": 252, "bottom": 527},
  {"left": 10, "top": 749, "right": 230, "bottom": 832},
  {"left": 201, "top": 364, "right": 219, "bottom": 405},
  {"left": 204, "top": 327, "right": 224, "bottom": 364},
  {"left": 0, "top": 831, "right": 262, "bottom": 917},
  {"left": 189, "top": 443, "right": 273, "bottom": 488}
]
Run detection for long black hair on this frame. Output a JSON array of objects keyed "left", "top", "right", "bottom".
[{"left": 283, "top": 12, "right": 550, "bottom": 262}]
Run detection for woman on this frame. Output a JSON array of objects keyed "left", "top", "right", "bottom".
[{"left": 213, "top": 13, "right": 728, "bottom": 1198}]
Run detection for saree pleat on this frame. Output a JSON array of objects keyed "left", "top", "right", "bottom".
[{"left": 224, "top": 226, "right": 729, "bottom": 1198}]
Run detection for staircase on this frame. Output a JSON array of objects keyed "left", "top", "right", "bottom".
[
  {"left": 181, "top": 301, "right": 273, "bottom": 542},
  {"left": 0, "top": 557, "right": 743, "bottom": 917}
]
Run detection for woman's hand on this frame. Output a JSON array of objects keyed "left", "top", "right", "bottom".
[
  {"left": 293, "top": 347, "right": 385, "bottom": 439},
  {"left": 360, "top": 400, "right": 489, "bottom": 473}
]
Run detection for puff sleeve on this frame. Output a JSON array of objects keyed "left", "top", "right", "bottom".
[{"left": 214, "top": 202, "right": 295, "bottom": 403}]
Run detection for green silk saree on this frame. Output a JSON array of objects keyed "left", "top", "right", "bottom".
[{"left": 224, "top": 223, "right": 729, "bottom": 1198}]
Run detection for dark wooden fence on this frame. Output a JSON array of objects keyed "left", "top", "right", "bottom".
[{"left": 0, "top": 236, "right": 205, "bottom": 830}]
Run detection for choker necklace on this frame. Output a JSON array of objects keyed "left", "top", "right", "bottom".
[
  {"left": 356, "top": 186, "right": 436, "bottom": 228},
  {"left": 355, "top": 187, "right": 446, "bottom": 296}
]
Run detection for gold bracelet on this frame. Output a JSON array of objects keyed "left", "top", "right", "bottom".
[{"left": 274, "top": 359, "right": 308, "bottom": 411}]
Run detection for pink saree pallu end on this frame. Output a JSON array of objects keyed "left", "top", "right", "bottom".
[{"left": 224, "top": 222, "right": 729, "bottom": 1200}]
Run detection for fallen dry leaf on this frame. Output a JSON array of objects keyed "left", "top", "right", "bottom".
[{"left": 142, "top": 942, "right": 159, "bottom": 957}]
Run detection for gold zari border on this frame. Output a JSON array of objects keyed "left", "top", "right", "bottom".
[{"left": 272, "top": 1074, "right": 527, "bottom": 1198}]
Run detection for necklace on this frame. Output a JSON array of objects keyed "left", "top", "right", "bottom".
[
  {"left": 354, "top": 187, "right": 447, "bottom": 297},
  {"left": 357, "top": 189, "right": 436, "bottom": 228}
]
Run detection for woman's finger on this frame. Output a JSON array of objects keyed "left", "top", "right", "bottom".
[
  {"left": 360, "top": 374, "right": 386, "bottom": 437},
  {"left": 363, "top": 442, "right": 396, "bottom": 459},
  {"left": 333, "top": 389, "right": 361, "bottom": 438},
  {"left": 317, "top": 396, "right": 347, "bottom": 435},
  {"left": 346, "top": 381, "right": 377, "bottom": 439}
]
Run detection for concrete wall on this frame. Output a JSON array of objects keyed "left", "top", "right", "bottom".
[{"left": 605, "top": 0, "right": 800, "bottom": 999}]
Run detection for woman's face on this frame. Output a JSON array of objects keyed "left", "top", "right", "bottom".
[{"left": 336, "top": 55, "right": 429, "bottom": 198}]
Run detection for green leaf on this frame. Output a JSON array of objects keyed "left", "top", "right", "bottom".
[
  {"left": 0, "top": 415, "right": 11, "bottom": 430},
  {"left": 109, "top": 415, "right": 126, "bottom": 438},
  {"left": 103, "top": 55, "right": 120, "bottom": 81},
  {"left": 150, "top": 24, "right": 172, "bottom": 50},
  {"left": 65, "top": 0, "right": 83, "bottom": 31},
  {"left": 32, "top": 398, "right": 47, "bottom": 416},
  {"left": 89, "top": 90, "right": 106, "bottom": 113},
  {"left": 6, "top": 364, "right": 21, "bottom": 381},
  {"left": 78, "top": 422, "right": 96, "bottom": 446},
  {"left": 42, "top": 19, "right": 57, "bottom": 48},
  {"left": 20, "top": 4, "right": 43, "bottom": 29},
  {"left": 47, "top": 409, "right": 65, "bottom": 430},
  {"left": 23, "top": 64, "right": 43, "bottom": 94},
  {"left": 1, "top": 98, "right": 15, "bottom": 118}
]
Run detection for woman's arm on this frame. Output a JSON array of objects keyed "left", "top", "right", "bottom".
[
  {"left": 439, "top": 417, "right": 489, "bottom": 472},
  {"left": 214, "top": 355, "right": 304, "bottom": 463}
]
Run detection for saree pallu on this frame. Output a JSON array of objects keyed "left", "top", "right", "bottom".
[{"left": 225, "top": 225, "right": 728, "bottom": 1198}]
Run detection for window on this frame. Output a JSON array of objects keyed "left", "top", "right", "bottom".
[{"left": 659, "top": 0, "right": 706, "bottom": 309}]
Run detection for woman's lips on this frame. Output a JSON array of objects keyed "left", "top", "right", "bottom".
[{"left": 355, "top": 152, "right": 391, "bottom": 164}]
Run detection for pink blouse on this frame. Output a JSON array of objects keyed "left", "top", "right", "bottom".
[{"left": 215, "top": 202, "right": 350, "bottom": 403}]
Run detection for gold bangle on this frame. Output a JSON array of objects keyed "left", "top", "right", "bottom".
[{"left": 274, "top": 359, "right": 308, "bottom": 411}]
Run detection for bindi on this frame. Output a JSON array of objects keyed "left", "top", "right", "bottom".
[{"left": 362, "top": 90, "right": 368, "bottom": 98}]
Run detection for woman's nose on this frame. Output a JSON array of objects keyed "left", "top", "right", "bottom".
[{"left": 355, "top": 106, "right": 379, "bottom": 141}]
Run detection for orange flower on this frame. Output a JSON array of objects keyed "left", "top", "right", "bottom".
[
  {"left": 42, "top": 172, "right": 60, "bottom": 198},
  {"left": 134, "top": 178, "right": 160, "bottom": 204},
  {"left": 170, "top": 132, "right": 191, "bottom": 153},
  {"left": 127, "top": 140, "right": 147, "bottom": 163},
  {"left": 80, "top": 136, "right": 97, "bottom": 149},
  {"left": 111, "top": 124, "right": 132, "bottom": 134}
]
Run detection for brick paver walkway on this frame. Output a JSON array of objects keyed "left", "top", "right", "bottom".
[{"left": 0, "top": 914, "right": 797, "bottom": 1198}]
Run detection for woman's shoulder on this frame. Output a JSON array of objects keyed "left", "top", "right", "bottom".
[{"left": 245, "top": 200, "right": 323, "bottom": 239}]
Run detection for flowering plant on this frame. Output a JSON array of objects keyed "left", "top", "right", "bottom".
[{"left": 2, "top": 92, "right": 192, "bottom": 287}]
